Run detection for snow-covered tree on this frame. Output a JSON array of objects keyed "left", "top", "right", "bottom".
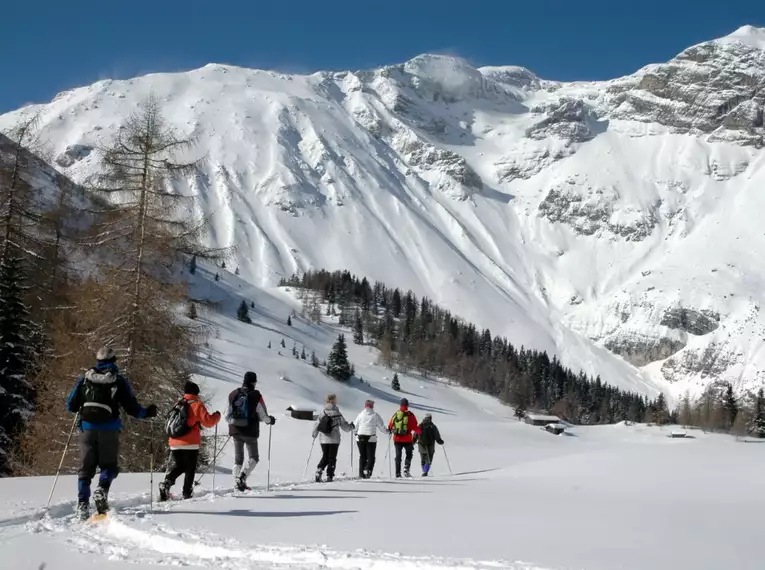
[
  {"left": 287, "top": 315, "right": 292, "bottom": 326},
  {"left": 214, "top": 273, "right": 219, "bottom": 282},
  {"left": 327, "top": 334, "right": 351, "bottom": 381},
  {"left": 311, "top": 350, "right": 319, "bottom": 367},
  {"left": 280, "top": 338, "right": 285, "bottom": 348},
  {"left": 187, "top": 301, "right": 197, "bottom": 320},
  {"left": 391, "top": 372, "right": 401, "bottom": 391},
  {"left": 353, "top": 311, "right": 364, "bottom": 345},
  {"left": 721, "top": 383, "right": 738, "bottom": 429},
  {"left": 250, "top": 301, "right": 254, "bottom": 309},
  {"left": 0, "top": 257, "right": 35, "bottom": 475},
  {"left": 301, "top": 346, "right": 307, "bottom": 360},
  {"left": 750, "top": 389, "right": 765, "bottom": 438},
  {"left": 237, "top": 300, "right": 252, "bottom": 323},
  {"left": 189, "top": 255, "right": 197, "bottom": 275},
  {"left": 235, "top": 266, "right": 240, "bottom": 276}
]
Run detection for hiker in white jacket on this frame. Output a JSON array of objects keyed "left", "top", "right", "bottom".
[
  {"left": 353, "top": 399, "right": 388, "bottom": 478},
  {"left": 312, "top": 394, "right": 353, "bottom": 482}
]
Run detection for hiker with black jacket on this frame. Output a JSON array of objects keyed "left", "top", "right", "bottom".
[
  {"left": 66, "top": 347, "right": 157, "bottom": 520},
  {"left": 312, "top": 394, "right": 353, "bottom": 482},
  {"left": 415, "top": 413, "right": 444, "bottom": 477},
  {"left": 227, "top": 371, "right": 275, "bottom": 492}
]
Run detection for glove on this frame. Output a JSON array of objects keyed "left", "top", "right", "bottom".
[
  {"left": 438, "top": 439, "right": 445, "bottom": 445},
  {"left": 213, "top": 411, "right": 222, "bottom": 420},
  {"left": 349, "top": 422, "right": 355, "bottom": 430},
  {"left": 312, "top": 433, "right": 317, "bottom": 439},
  {"left": 145, "top": 404, "right": 158, "bottom": 419},
  {"left": 269, "top": 415, "right": 276, "bottom": 425},
  {"left": 387, "top": 427, "right": 393, "bottom": 435}
]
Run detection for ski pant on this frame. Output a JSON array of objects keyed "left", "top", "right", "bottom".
[
  {"left": 233, "top": 435, "right": 259, "bottom": 481},
  {"left": 394, "top": 442, "right": 413, "bottom": 476},
  {"left": 317, "top": 443, "right": 339, "bottom": 478},
  {"left": 164, "top": 449, "right": 199, "bottom": 498},
  {"left": 418, "top": 443, "right": 436, "bottom": 473},
  {"left": 356, "top": 436, "right": 377, "bottom": 477},
  {"left": 77, "top": 430, "right": 120, "bottom": 502}
]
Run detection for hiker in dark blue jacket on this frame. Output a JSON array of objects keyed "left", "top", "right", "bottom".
[{"left": 67, "top": 346, "right": 157, "bottom": 520}]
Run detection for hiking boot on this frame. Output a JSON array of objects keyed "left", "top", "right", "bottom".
[
  {"left": 76, "top": 501, "right": 90, "bottom": 521},
  {"left": 422, "top": 472, "right": 428, "bottom": 477},
  {"left": 92, "top": 487, "right": 109, "bottom": 515},
  {"left": 403, "top": 470, "right": 411, "bottom": 478},
  {"left": 315, "top": 470, "right": 323, "bottom": 483},
  {"left": 182, "top": 490, "right": 193, "bottom": 500},
  {"left": 235, "top": 475, "right": 248, "bottom": 492},
  {"left": 158, "top": 481, "right": 170, "bottom": 502},
  {"left": 326, "top": 475, "right": 334, "bottom": 482}
]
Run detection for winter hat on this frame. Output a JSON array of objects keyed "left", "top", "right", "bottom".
[
  {"left": 400, "top": 398, "right": 409, "bottom": 407},
  {"left": 184, "top": 381, "right": 200, "bottom": 396},
  {"left": 96, "top": 346, "right": 116, "bottom": 363},
  {"left": 243, "top": 371, "right": 257, "bottom": 387},
  {"left": 365, "top": 399, "right": 375, "bottom": 408},
  {"left": 424, "top": 413, "right": 432, "bottom": 420}
]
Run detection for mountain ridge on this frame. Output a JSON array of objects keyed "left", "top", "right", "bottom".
[{"left": 2, "top": 26, "right": 765, "bottom": 401}]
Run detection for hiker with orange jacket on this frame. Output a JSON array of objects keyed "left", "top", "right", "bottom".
[
  {"left": 388, "top": 398, "right": 421, "bottom": 478},
  {"left": 159, "top": 381, "right": 221, "bottom": 501}
]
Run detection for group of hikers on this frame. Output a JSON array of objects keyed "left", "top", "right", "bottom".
[
  {"left": 66, "top": 347, "right": 444, "bottom": 521},
  {"left": 312, "top": 394, "right": 444, "bottom": 482}
]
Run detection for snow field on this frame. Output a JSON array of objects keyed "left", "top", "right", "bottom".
[{"left": 2, "top": 267, "right": 765, "bottom": 570}]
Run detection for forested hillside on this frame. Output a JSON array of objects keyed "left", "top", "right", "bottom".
[
  {"left": 282, "top": 269, "right": 765, "bottom": 434},
  {"left": 0, "top": 98, "right": 221, "bottom": 476}
]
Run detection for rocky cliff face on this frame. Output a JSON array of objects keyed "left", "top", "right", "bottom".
[{"left": 2, "top": 26, "right": 765, "bottom": 399}]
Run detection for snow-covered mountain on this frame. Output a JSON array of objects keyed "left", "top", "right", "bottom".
[{"left": 3, "top": 25, "right": 765, "bottom": 400}]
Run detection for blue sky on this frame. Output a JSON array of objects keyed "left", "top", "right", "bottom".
[{"left": 2, "top": 0, "right": 762, "bottom": 113}]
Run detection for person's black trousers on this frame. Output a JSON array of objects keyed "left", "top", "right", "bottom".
[
  {"left": 356, "top": 436, "right": 377, "bottom": 477},
  {"left": 394, "top": 442, "right": 413, "bottom": 476},
  {"left": 317, "top": 443, "right": 339, "bottom": 478},
  {"left": 164, "top": 449, "right": 200, "bottom": 497}
]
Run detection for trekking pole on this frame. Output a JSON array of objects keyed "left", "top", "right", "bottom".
[
  {"left": 149, "top": 420, "right": 154, "bottom": 513},
  {"left": 381, "top": 433, "right": 392, "bottom": 477},
  {"left": 212, "top": 424, "right": 218, "bottom": 492},
  {"left": 301, "top": 438, "right": 316, "bottom": 481},
  {"left": 442, "top": 445, "right": 453, "bottom": 476},
  {"left": 267, "top": 424, "right": 273, "bottom": 492},
  {"left": 46, "top": 413, "right": 79, "bottom": 510},
  {"left": 194, "top": 436, "right": 231, "bottom": 487},
  {"left": 349, "top": 435, "right": 354, "bottom": 478}
]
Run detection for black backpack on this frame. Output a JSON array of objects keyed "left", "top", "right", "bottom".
[
  {"left": 80, "top": 370, "right": 119, "bottom": 424},
  {"left": 316, "top": 412, "right": 335, "bottom": 435},
  {"left": 165, "top": 399, "right": 192, "bottom": 437},
  {"left": 419, "top": 422, "right": 437, "bottom": 445}
]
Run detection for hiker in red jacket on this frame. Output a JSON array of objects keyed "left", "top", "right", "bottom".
[
  {"left": 159, "top": 381, "right": 221, "bottom": 501},
  {"left": 387, "top": 398, "right": 420, "bottom": 478}
]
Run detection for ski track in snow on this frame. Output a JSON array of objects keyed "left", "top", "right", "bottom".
[{"left": 17, "top": 479, "right": 536, "bottom": 570}]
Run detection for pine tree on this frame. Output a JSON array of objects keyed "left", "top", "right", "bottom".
[
  {"left": 187, "top": 301, "right": 197, "bottom": 320},
  {"left": 250, "top": 301, "right": 254, "bottom": 309},
  {"left": 353, "top": 311, "right": 364, "bottom": 345},
  {"left": 391, "top": 372, "right": 401, "bottom": 391},
  {"left": 287, "top": 315, "right": 292, "bottom": 326},
  {"left": 311, "top": 351, "right": 319, "bottom": 367},
  {"left": 280, "top": 338, "right": 286, "bottom": 348},
  {"left": 678, "top": 392, "right": 693, "bottom": 426},
  {"left": 189, "top": 255, "right": 197, "bottom": 275},
  {"left": 292, "top": 341, "right": 297, "bottom": 357},
  {"left": 721, "top": 383, "right": 738, "bottom": 430},
  {"left": 0, "top": 257, "right": 35, "bottom": 475},
  {"left": 235, "top": 266, "right": 240, "bottom": 276},
  {"left": 237, "top": 300, "right": 252, "bottom": 323},
  {"left": 652, "top": 393, "right": 669, "bottom": 425},
  {"left": 327, "top": 334, "right": 351, "bottom": 381},
  {"left": 322, "top": 359, "right": 327, "bottom": 367},
  {"left": 221, "top": 261, "right": 226, "bottom": 270},
  {"left": 214, "top": 273, "right": 220, "bottom": 282},
  {"left": 268, "top": 341, "right": 271, "bottom": 349},
  {"left": 514, "top": 400, "right": 527, "bottom": 421},
  {"left": 301, "top": 346, "right": 307, "bottom": 360},
  {"left": 750, "top": 389, "right": 765, "bottom": 438},
  {"left": 350, "top": 362, "right": 355, "bottom": 377}
]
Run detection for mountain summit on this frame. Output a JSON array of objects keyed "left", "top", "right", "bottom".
[{"left": 2, "top": 26, "right": 765, "bottom": 399}]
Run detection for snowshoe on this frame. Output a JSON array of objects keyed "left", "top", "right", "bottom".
[
  {"left": 76, "top": 501, "right": 90, "bottom": 521},
  {"left": 92, "top": 487, "right": 109, "bottom": 515},
  {"left": 235, "top": 475, "right": 248, "bottom": 493},
  {"left": 158, "top": 481, "right": 170, "bottom": 502}
]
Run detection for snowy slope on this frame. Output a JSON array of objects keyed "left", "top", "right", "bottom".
[
  {"left": 2, "top": 268, "right": 765, "bottom": 570},
  {"left": 3, "top": 26, "right": 765, "bottom": 398}
]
